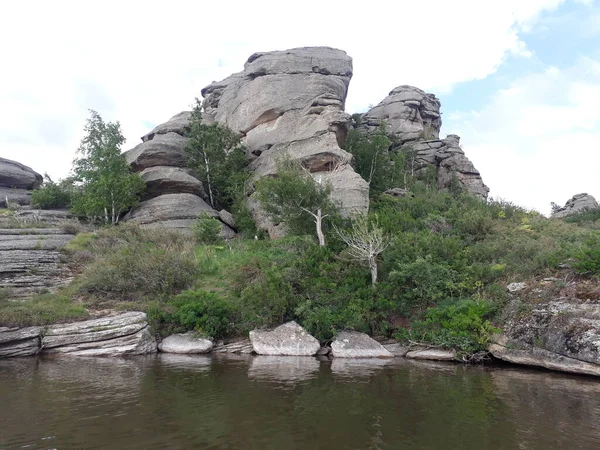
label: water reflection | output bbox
[1,356,600,450]
[247,355,320,383]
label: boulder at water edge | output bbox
[331,331,394,358]
[249,321,320,356]
[158,332,214,354]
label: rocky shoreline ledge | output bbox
[3,311,600,378]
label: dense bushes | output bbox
[30,176,73,209]
[75,225,199,300]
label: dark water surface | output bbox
[1,355,600,450]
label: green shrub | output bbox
[30,176,73,209]
[397,299,499,353]
[572,233,600,275]
[78,225,199,300]
[564,208,600,226]
[167,290,232,338]
[194,214,223,244]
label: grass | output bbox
[0,293,88,327]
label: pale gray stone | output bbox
[0,157,42,189]
[142,111,192,142]
[405,349,456,361]
[0,326,41,358]
[330,331,394,358]
[124,132,189,171]
[124,193,219,224]
[139,166,205,199]
[42,312,157,356]
[212,338,254,354]
[383,343,409,357]
[218,209,236,229]
[158,332,213,354]
[507,282,527,293]
[551,193,599,218]
[249,321,320,356]
[0,187,31,206]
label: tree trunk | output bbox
[204,153,214,209]
[315,208,326,247]
[369,257,378,286]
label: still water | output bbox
[1,354,600,449]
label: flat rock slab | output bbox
[42,312,157,356]
[383,343,410,357]
[212,339,254,354]
[405,349,456,361]
[331,331,394,358]
[158,332,213,354]
[0,326,42,358]
[249,321,320,356]
[490,343,600,377]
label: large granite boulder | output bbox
[249,321,320,356]
[0,157,43,190]
[551,193,598,219]
[330,331,394,358]
[139,166,205,199]
[142,111,192,142]
[0,157,43,207]
[42,312,157,357]
[201,47,369,234]
[359,85,441,144]
[124,132,189,171]
[158,332,213,354]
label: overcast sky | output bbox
[1,0,599,215]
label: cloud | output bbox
[0,0,583,183]
[445,56,600,215]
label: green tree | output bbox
[185,99,248,210]
[71,110,145,224]
[30,174,74,209]
[255,160,337,246]
[344,126,399,194]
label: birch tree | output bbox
[71,110,144,224]
[185,99,247,210]
[255,161,337,246]
[335,215,390,286]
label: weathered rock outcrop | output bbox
[0,227,75,298]
[331,331,394,358]
[249,321,320,356]
[158,332,213,354]
[42,312,157,357]
[551,193,598,219]
[0,157,43,207]
[201,47,369,236]
[405,348,456,361]
[490,282,600,376]
[358,86,488,200]
[360,85,441,144]
[0,312,157,358]
[123,114,235,236]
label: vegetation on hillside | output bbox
[4,114,600,359]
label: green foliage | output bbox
[572,233,600,275]
[71,110,145,223]
[194,214,223,244]
[30,174,73,209]
[185,99,248,210]
[255,160,338,244]
[0,293,88,327]
[166,290,232,338]
[77,225,199,300]
[564,208,600,226]
[397,299,499,353]
[344,127,400,193]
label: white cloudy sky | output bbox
[1,0,599,214]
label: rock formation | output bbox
[330,331,394,358]
[123,113,235,236]
[201,47,369,236]
[249,321,320,356]
[0,312,157,358]
[158,332,214,354]
[489,282,600,376]
[357,86,489,199]
[0,157,43,207]
[551,193,598,218]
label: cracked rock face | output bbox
[551,193,598,219]
[249,321,320,356]
[201,47,369,234]
[360,85,442,145]
[358,87,488,199]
